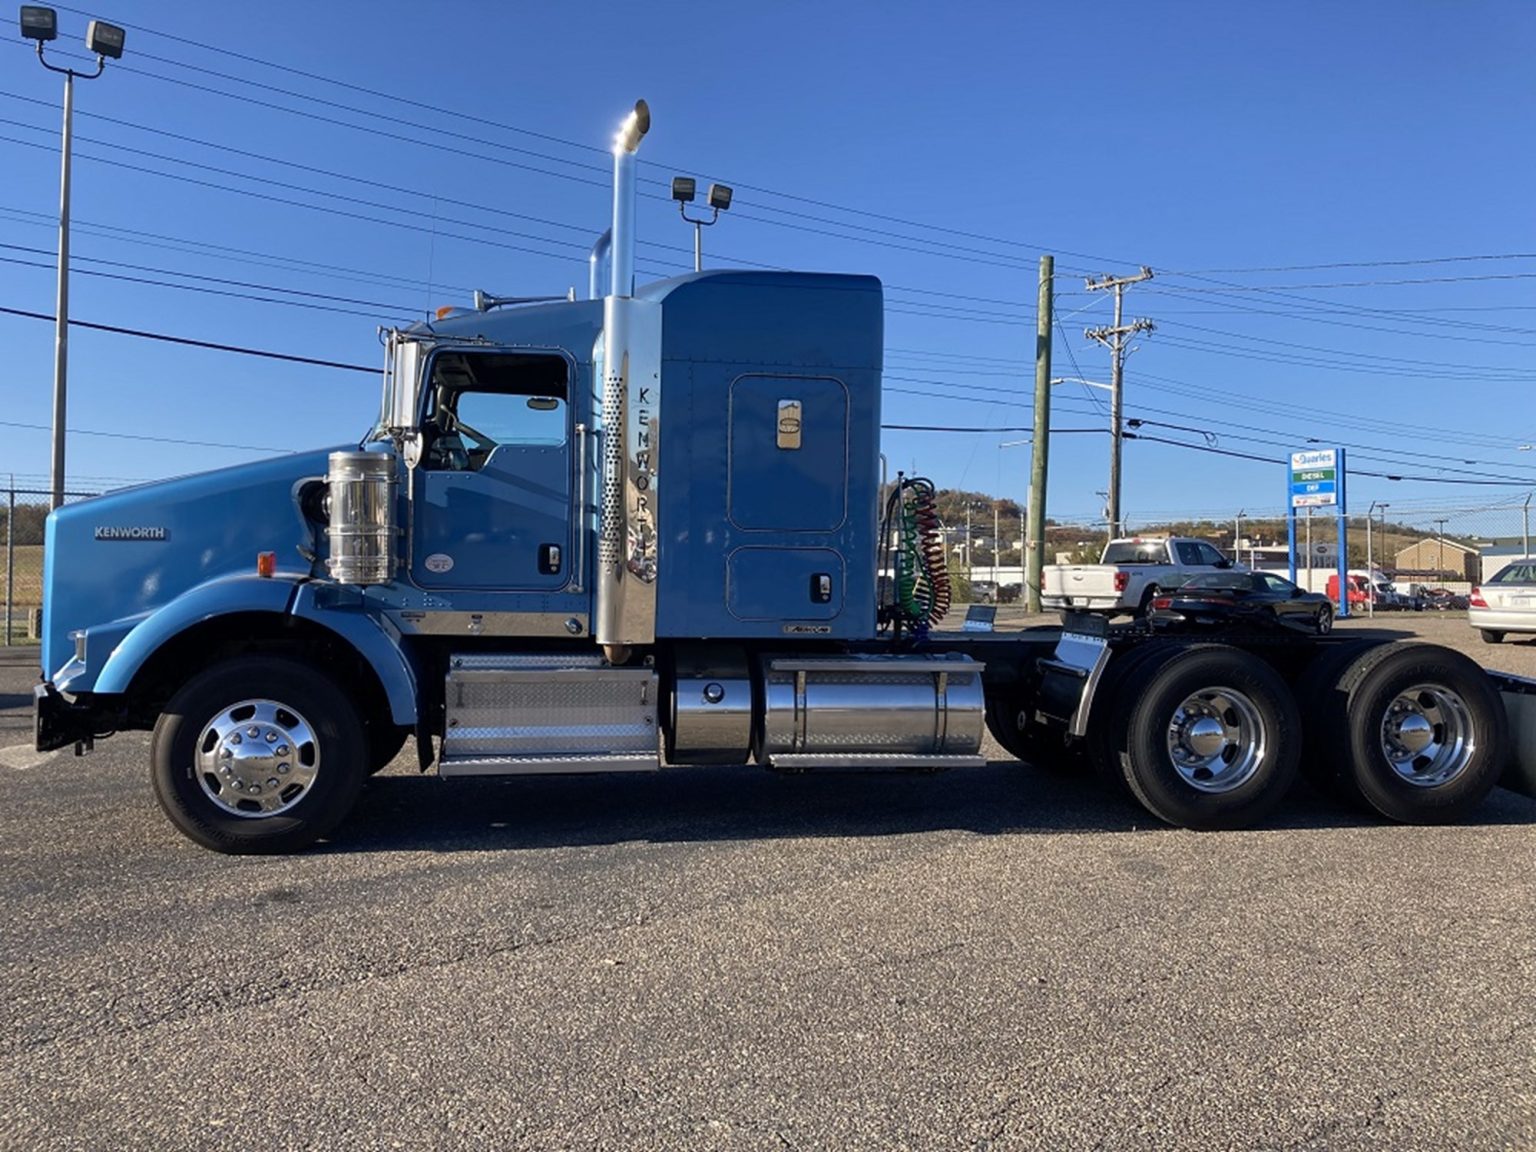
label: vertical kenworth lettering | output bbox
[31,99,1523,854]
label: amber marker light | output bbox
[256,551,277,578]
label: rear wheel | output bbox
[151,657,367,854]
[985,688,1082,772]
[1082,639,1203,793]
[1333,645,1507,824]
[1116,646,1301,830]
[1479,629,1505,644]
[1297,639,1386,799]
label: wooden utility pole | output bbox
[1085,267,1154,539]
[1026,255,1053,612]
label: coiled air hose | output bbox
[909,482,951,628]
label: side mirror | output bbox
[1214,559,1232,569]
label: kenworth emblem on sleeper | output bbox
[93,526,168,541]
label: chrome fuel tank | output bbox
[758,652,985,770]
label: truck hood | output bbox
[41,447,347,680]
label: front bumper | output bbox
[34,683,108,753]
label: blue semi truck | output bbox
[33,103,1523,852]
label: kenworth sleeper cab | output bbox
[33,103,1530,852]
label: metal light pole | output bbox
[1234,509,1244,566]
[20,7,125,511]
[1366,500,1380,616]
[1523,492,1532,559]
[1377,504,1390,579]
[992,502,1000,588]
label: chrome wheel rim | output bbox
[1375,684,1474,788]
[1164,687,1266,793]
[194,699,320,818]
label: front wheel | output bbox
[151,657,367,854]
[1479,629,1504,645]
[1315,604,1333,635]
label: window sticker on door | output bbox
[424,553,455,574]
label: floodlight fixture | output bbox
[19,5,56,40]
[85,17,124,58]
[674,174,733,271]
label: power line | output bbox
[1124,431,1536,486]
[1155,318,1536,376]
[0,416,286,453]
[0,251,417,321]
[1165,253,1536,275]
[0,241,420,314]
[883,424,1104,433]
[1152,273,1536,338]
[0,202,476,296]
[0,304,377,372]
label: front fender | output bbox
[289,583,418,726]
[87,574,298,695]
[88,575,418,727]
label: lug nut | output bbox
[266,732,277,743]
[276,745,290,757]
[277,763,289,774]
[267,778,279,789]
[229,734,242,745]
[247,727,260,738]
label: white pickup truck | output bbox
[1042,536,1239,616]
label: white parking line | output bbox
[0,744,53,770]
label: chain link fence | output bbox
[2,487,98,646]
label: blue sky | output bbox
[2,0,1533,534]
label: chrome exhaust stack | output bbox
[596,101,660,664]
[588,228,611,301]
[609,100,649,298]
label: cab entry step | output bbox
[439,654,659,775]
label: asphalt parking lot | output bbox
[1,617,1532,1151]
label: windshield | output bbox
[1182,573,1252,591]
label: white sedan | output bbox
[1469,560,1536,643]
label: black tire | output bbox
[1315,604,1333,635]
[1480,629,1504,645]
[985,690,1080,772]
[984,689,1033,762]
[1082,639,1188,786]
[1296,639,1387,800]
[1134,584,1161,618]
[1117,646,1302,830]
[1332,645,1508,824]
[151,657,367,854]
[367,725,409,775]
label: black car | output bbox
[1148,571,1333,635]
